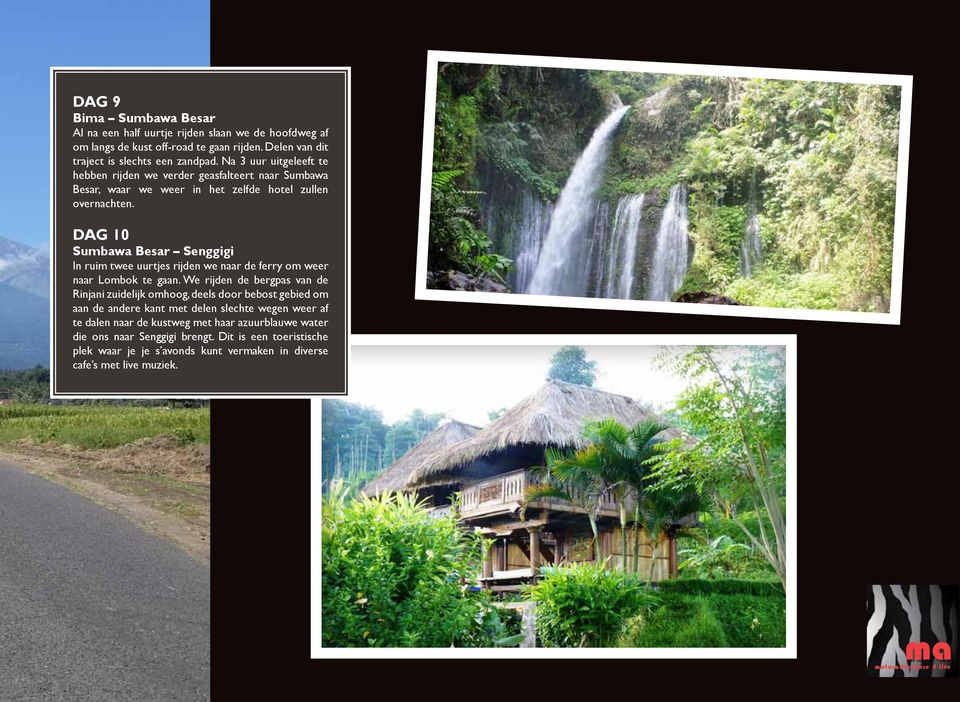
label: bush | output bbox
[660,579,783,597]
[321,485,495,647]
[724,269,841,310]
[527,563,659,647]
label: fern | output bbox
[432,169,463,192]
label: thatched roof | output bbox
[360,420,480,497]
[409,380,668,488]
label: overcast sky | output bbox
[345,345,696,426]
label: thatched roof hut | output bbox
[360,420,479,497]
[409,380,668,488]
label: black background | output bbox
[210,4,956,696]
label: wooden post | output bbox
[553,530,563,565]
[669,536,677,578]
[482,539,494,586]
[495,537,507,572]
[528,527,541,579]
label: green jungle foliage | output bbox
[320,400,445,491]
[679,78,900,311]
[675,511,779,581]
[625,581,785,647]
[655,346,787,587]
[430,64,608,281]
[321,485,515,647]
[431,64,901,309]
[527,563,660,647]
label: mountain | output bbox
[0,236,50,369]
[0,236,49,298]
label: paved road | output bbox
[0,458,209,700]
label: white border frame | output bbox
[311,333,797,659]
[415,50,912,325]
[49,67,352,399]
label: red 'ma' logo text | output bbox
[905,642,952,661]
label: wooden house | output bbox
[403,380,688,591]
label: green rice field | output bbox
[0,404,210,449]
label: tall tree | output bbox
[547,346,597,387]
[654,346,787,588]
[527,417,677,571]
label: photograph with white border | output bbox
[311,334,796,658]
[416,50,911,324]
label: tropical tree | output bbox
[622,419,673,572]
[524,447,606,562]
[654,346,787,588]
[633,484,708,583]
[547,346,597,387]
[526,417,678,571]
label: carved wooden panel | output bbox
[478,483,503,503]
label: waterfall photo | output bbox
[415,51,912,323]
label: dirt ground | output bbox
[0,436,210,563]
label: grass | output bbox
[623,581,786,647]
[0,404,210,448]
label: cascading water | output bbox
[609,194,645,299]
[478,164,553,293]
[740,181,762,277]
[589,201,610,297]
[512,193,553,292]
[648,184,690,301]
[527,104,630,296]
[741,211,762,277]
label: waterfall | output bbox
[589,201,610,298]
[478,164,553,293]
[609,194,645,299]
[740,183,762,277]
[513,193,553,292]
[648,184,690,301]
[527,105,630,296]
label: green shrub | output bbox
[724,269,841,310]
[677,534,777,580]
[527,563,659,647]
[173,426,197,445]
[321,485,495,647]
[660,579,783,597]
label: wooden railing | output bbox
[460,469,617,519]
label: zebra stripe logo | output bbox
[866,584,958,677]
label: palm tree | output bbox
[579,418,635,569]
[526,418,672,571]
[525,446,607,563]
[620,419,671,572]
[634,485,708,583]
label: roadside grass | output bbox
[0,403,211,558]
[0,404,210,448]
